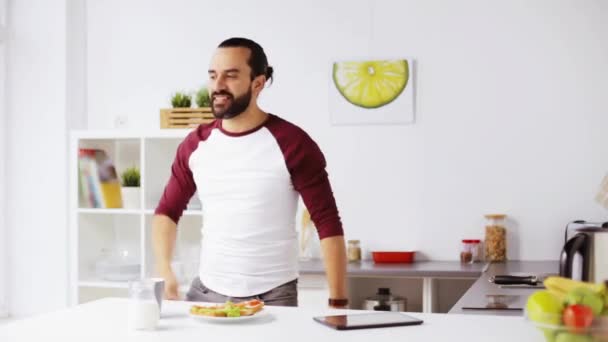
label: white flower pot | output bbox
[121,187,141,209]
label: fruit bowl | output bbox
[525,309,608,342]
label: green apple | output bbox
[527,290,564,325]
[542,329,557,342]
[555,332,592,342]
[565,287,604,316]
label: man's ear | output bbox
[252,75,266,93]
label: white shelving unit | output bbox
[69,130,202,305]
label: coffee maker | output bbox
[559,220,608,282]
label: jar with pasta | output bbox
[484,214,507,262]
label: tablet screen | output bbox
[313,312,423,330]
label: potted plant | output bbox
[120,166,140,209]
[160,89,214,129]
[195,86,211,108]
[171,92,192,108]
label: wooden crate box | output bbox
[160,108,215,129]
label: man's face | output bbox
[208,47,255,119]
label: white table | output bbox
[0,298,542,341]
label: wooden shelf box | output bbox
[160,108,215,129]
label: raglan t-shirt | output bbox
[155,113,343,297]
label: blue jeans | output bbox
[185,277,298,307]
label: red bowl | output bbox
[372,251,415,264]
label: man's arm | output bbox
[320,235,348,307]
[152,132,200,299]
[264,122,347,307]
[152,215,180,299]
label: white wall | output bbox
[0,0,7,319]
[85,0,608,261]
[66,0,87,130]
[6,0,68,316]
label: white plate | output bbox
[189,309,270,323]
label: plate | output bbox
[189,310,270,323]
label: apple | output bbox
[555,332,593,342]
[543,329,557,342]
[563,304,594,334]
[565,287,605,316]
[527,291,564,325]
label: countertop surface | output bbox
[448,260,559,316]
[299,259,487,278]
[0,298,542,341]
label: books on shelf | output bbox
[78,149,123,208]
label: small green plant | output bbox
[195,86,211,107]
[171,92,192,108]
[121,167,140,187]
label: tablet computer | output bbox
[313,312,424,330]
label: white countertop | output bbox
[0,298,542,341]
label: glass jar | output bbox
[485,214,507,262]
[128,279,160,331]
[347,240,361,262]
[460,239,481,263]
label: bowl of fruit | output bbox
[525,277,608,342]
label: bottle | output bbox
[128,279,160,331]
[460,239,481,263]
[347,240,362,262]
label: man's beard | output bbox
[211,88,252,119]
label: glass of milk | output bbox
[128,279,160,331]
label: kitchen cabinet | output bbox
[299,260,480,313]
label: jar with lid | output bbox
[460,239,481,263]
[347,240,361,262]
[484,214,507,262]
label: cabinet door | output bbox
[297,274,328,310]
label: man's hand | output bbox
[161,269,180,300]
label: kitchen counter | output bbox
[0,298,541,341]
[449,260,558,316]
[299,259,487,313]
[299,259,487,278]
[300,259,558,315]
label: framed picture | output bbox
[329,58,415,125]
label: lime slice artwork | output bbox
[332,59,409,109]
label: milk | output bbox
[128,299,160,330]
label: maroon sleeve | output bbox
[154,126,208,224]
[266,115,344,239]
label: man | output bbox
[152,37,348,308]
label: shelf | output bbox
[77,208,202,216]
[71,131,203,305]
[144,209,202,216]
[79,279,130,289]
[78,208,142,215]
[78,279,190,293]
[71,129,192,140]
